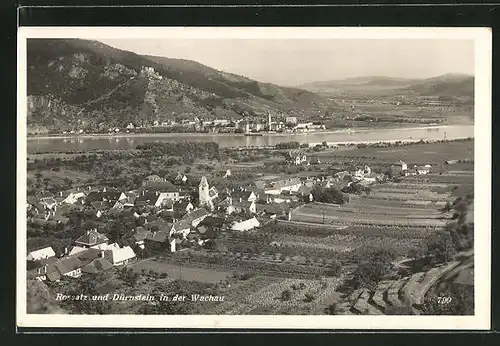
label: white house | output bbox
[169,220,191,238]
[416,166,431,175]
[67,246,87,256]
[181,208,210,227]
[284,151,307,166]
[27,246,56,261]
[399,160,408,171]
[264,178,302,195]
[231,217,261,231]
[103,246,136,266]
[155,191,181,206]
[55,257,83,278]
[170,239,177,253]
[62,191,86,205]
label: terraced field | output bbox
[291,202,448,228]
[335,251,473,315]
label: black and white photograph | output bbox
[17,27,491,330]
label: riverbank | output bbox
[27,123,468,141]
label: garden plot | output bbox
[130,259,232,284]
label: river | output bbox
[27,125,474,152]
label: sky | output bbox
[98,39,474,87]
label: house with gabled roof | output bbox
[145,229,169,243]
[173,200,195,215]
[132,226,149,249]
[60,189,87,205]
[230,217,261,232]
[103,246,136,266]
[84,190,124,206]
[264,177,302,195]
[55,257,84,278]
[231,188,258,203]
[27,246,56,261]
[170,219,192,238]
[181,208,210,227]
[75,229,109,249]
[283,150,307,165]
[81,257,114,274]
[198,216,225,232]
[134,191,158,207]
[142,175,164,185]
[27,262,61,282]
[257,202,290,219]
[40,197,58,211]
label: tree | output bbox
[304,293,316,302]
[350,246,396,290]
[119,267,140,286]
[424,230,456,265]
[325,259,342,277]
[311,186,348,205]
[281,289,292,301]
[27,279,65,314]
[275,141,300,150]
[324,303,338,315]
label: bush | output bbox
[281,289,292,301]
[311,186,348,205]
[275,141,300,150]
[421,285,474,315]
[304,293,315,302]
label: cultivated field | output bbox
[314,139,474,165]
[130,259,233,284]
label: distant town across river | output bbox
[27,125,474,153]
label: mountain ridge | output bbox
[26,39,342,133]
[298,74,474,97]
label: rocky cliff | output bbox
[26,39,342,133]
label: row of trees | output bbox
[136,141,219,158]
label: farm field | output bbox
[290,202,448,228]
[313,139,473,165]
[129,259,233,284]
[206,275,343,315]
[27,168,93,187]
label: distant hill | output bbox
[299,74,474,98]
[400,74,474,98]
[26,39,341,133]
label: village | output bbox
[25,137,474,315]
[27,145,435,282]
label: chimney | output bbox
[239,197,242,203]
[64,247,68,255]
[88,186,91,191]
[37,268,41,275]
[86,230,90,235]
[100,250,105,258]
[43,264,48,274]
[60,191,63,197]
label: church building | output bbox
[199,176,218,211]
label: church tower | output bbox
[267,111,272,131]
[199,176,212,209]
